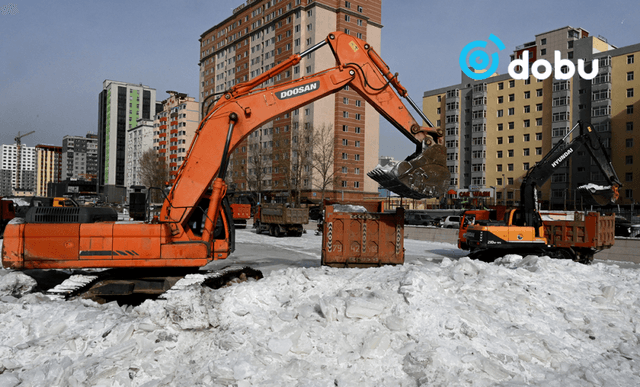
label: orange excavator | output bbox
[2,32,449,273]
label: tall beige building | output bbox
[35,145,62,197]
[424,26,639,209]
[199,0,382,202]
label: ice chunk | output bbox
[268,337,292,355]
[345,298,385,319]
[384,315,406,331]
[0,373,20,387]
[361,333,391,359]
[0,272,37,297]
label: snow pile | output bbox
[579,183,612,192]
[332,204,368,213]
[1,251,640,386]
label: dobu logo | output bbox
[509,51,598,80]
[460,34,600,81]
[459,34,505,81]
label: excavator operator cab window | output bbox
[512,210,525,227]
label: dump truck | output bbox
[231,203,252,229]
[253,203,309,237]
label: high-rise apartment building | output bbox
[61,133,98,182]
[35,144,62,197]
[423,26,639,208]
[0,144,36,196]
[199,0,382,202]
[152,92,200,185]
[98,80,158,187]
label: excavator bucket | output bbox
[368,144,449,199]
[577,184,618,206]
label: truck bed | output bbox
[543,211,615,250]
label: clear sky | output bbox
[1,0,639,161]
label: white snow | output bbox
[1,230,640,386]
[579,183,612,192]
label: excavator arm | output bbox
[519,120,622,228]
[162,31,448,246]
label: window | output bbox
[357,5,363,12]
[523,148,530,156]
[343,111,349,118]
[536,103,543,111]
[627,138,634,148]
[508,135,514,143]
[342,125,348,132]
[541,48,546,56]
[497,109,503,117]
[341,181,348,187]
[508,164,514,171]
[536,132,542,141]
[509,94,515,102]
[497,123,503,131]
[626,173,633,182]
[627,88,634,98]
[497,164,503,172]
[345,14,350,22]
[524,105,530,113]
[625,189,633,199]
[497,151,503,158]
[628,105,634,114]
[628,54,635,64]
[342,152,348,160]
[498,82,504,90]
[509,80,515,88]
[524,134,530,142]
[508,108,514,116]
[508,149,514,157]
[342,166,348,173]
[536,118,543,126]
[536,89,543,97]
[626,155,633,165]
[342,139,348,146]
[497,178,503,186]
[541,38,547,45]
[345,1,351,8]
[627,122,634,131]
[508,122,514,130]
[343,97,349,104]
[355,113,361,120]
[508,178,514,185]
[628,72,634,81]
[354,181,360,188]
[354,154,360,161]
[536,147,542,155]
[497,137,503,144]
[355,127,361,133]
[498,96,503,104]
[524,119,530,128]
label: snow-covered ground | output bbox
[1,231,640,386]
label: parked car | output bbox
[309,205,323,221]
[441,215,461,229]
[615,216,633,237]
[404,212,435,226]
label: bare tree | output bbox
[246,143,267,203]
[311,123,337,202]
[139,149,169,202]
[282,125,313,206]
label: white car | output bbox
[441,215,461,229]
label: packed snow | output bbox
[1,231,640,386]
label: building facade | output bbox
[61,133,98,183]
[98,80,158,186]
[424,26,639,208]
[125,119,155,189]
[152,92,200,185]
[0,144,36,196]
[35,144,62,197]
[199,0,382,202]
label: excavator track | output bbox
[368,144,449,199]
[23,266,263,305]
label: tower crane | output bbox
[14,130,35,192]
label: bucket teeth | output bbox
[368,144,450,199]
[577,185,616,206]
